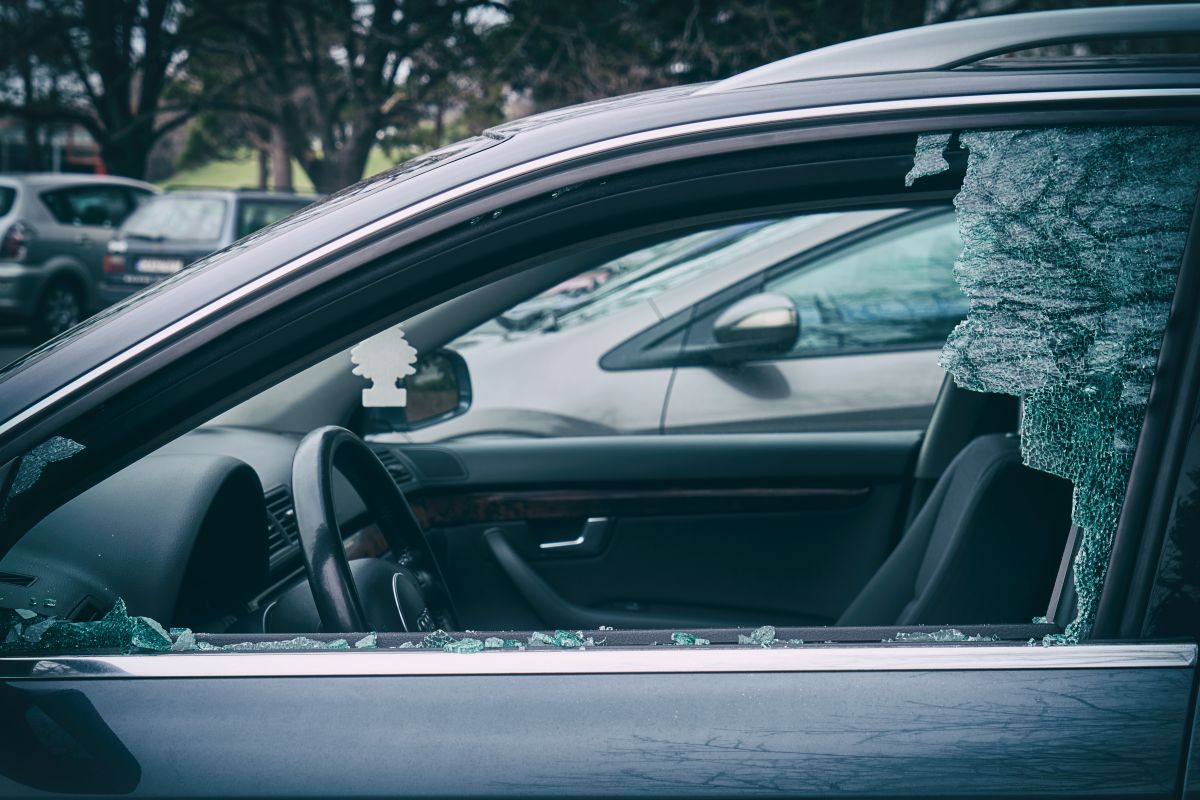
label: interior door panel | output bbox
[403,432,919,630]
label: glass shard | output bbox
[670,632,711,646]
[483,636,525,649]
[904,132,954,186]
[0,598,172,654]
[737,625,778,647]
[354,632,378,649]
[528,630,599,648]
[442,636,485,654]
[889,628,998,643]
[194,636,350,652]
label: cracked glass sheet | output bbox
[904,132,953,186]
[912,126,1200,641]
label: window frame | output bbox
[0,94,1196,647]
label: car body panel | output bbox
[0,645,1194,798]
[664,348,947,434]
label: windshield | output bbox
[122,196,228,242]
[0,186,15,217]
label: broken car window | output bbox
[917,125,1200,641]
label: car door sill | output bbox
[2,642,1193,679]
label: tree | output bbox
[189,0,495,194]
[486,0,930,112]
[0,0,202,179]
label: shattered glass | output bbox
[670,632,711,646]
[484,636,525,650]
[737,625,778,647]
[1,435,85,520]
[903,132,953,187]
[353,632,378,649]
[528,630,601,648]
[912,126,1200,641]
[442,637,485,654]
[192,636,350,652]
[1,598,170,654]
[888,629,998,643]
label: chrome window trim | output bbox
[2,87,1198,442]
[2,642,1194,679]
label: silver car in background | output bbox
[371,206,966,442]
[0,173,156,338]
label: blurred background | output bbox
[0,0,1189,360]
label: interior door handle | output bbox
[539,516,610,553]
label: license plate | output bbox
[136,257,184,274]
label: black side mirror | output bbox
[687,292,799,364]
[363,348,472,434]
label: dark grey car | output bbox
[1,6,1200,799]
[98,189,316,305]
[0,173,156,338]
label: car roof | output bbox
[700,3,1200,94]
[0,172,157,192]
[159,188,319,202]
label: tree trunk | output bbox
[22,120,44,171]
[302,125,376,194]
[256,147,269,190]
[99,129,153,179]
[269,125,293,193]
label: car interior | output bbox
[0,128,1138,648]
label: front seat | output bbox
[837,433,1073,627]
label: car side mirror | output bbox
[363,348,471,433]
[696,292,799,364]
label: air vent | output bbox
[264,485,299,562]
[372,447,413,484]
[0,571,36,588]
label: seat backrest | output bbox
[837,433,1073,627]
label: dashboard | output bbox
[0,426,423,632]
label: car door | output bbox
[664,208,966,434]
[1,76,1198,800]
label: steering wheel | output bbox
[291,426,458,633]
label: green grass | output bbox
[163,147,408,193]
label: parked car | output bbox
[98,189,317,305]
[367,207,966,441]
[0,173,156,338]
[0,6,1199,799]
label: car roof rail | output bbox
[697,3,1200,95]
